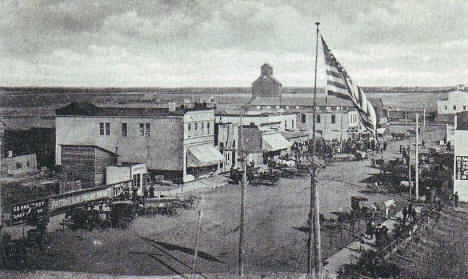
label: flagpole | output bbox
[307,21,322,279]
[415,113,419,200]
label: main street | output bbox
[24,138,416,276]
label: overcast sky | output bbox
[0,0,466,87]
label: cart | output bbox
[144,197,182,216]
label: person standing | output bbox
[410,208,417,223]
[402,206,408,224]
[454,191,459,207]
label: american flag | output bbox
[321,36,377,136]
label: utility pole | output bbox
[423,106,426,129]
[238,109,247,279]
[192,197,204,279]
[307,21,322,279]
[406,115,412,200]
[415,113,419,200]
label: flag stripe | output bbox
[322,35,377,136]
[327,80,349,91]
[326,70,341,79]
[327,90,353,101]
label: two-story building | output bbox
[56,102,223,186]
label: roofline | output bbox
[60,144,117,154]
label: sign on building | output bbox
[456,156,468,180]
[238,125,263,154]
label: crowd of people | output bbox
[292,137,388,161]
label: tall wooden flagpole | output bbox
[415,113,419,200]
[307,21,322,279]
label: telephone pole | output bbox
[238,109,247,279]
[307,21,322,279]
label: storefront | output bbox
[186,144,224,179]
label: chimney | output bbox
[457,84,465,91]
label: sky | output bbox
[0,0,466,87]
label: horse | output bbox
[400,180,410,189]
[374,199,397,219]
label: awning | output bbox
[262,133,293,152]
[377,128,386,135]
[187,145,224,168]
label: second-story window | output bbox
[201,122,204,133]
[139,123,145,136]
[145,123,150,137]
[316,115,321,123]
[331,115,336,124]
[122,123,127,137]
[207,122,210,134]
[100,122,110,135]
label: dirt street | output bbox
[26,154,405,276]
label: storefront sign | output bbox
[456,156,468,180]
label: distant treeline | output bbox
[0,86,457,94]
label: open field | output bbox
[0,89,446,116]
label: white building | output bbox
[454,111,468,202]
[438,84,468,115]
[56,102,223,184]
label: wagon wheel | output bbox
[100,220,112,230]
[168,207,182,217]
[117,217,133,229]
[187,197,200,210]
[146,206,158,215]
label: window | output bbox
[331,115,336,124]
[145,123,150,137]
[316,115,321,123]
[301,113,306,123]
[291,119,294,129]
[445,105,448,110]
[121,123,127,137]
[201,122,204,133]
[284,120,287,129]
[188,123,192,131]
[100,122,110,135]
[454,105,457,110]
[464,106,466,110]
[139,123,145,136]
[207,122,210,134]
